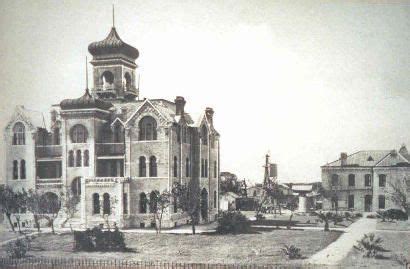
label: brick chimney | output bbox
[340,152,347,166]
[205,107,214,125]
[175,96,186,116]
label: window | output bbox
[53,128,60,145]
[201,125,208,145]
[139,156,146,177]
[365,174,372,187]
[379,174,386,187]
[185,158,190,177]
[12,123,25,145]
[71,125,88,143]
[139,116,157,141]
[177,125,181,143]
[214,190,217,208]
[182,127,187,143]
[83,150,89,167]
[348,194,354,209]
[113,125,123,143]
[204,159,208,177]
[149,156,157,177]
[68,151,74,167]
[331,174,339,186]
[13,160,18,179]
[103,193,111,215]
[139,193,147,213]
[214,161,217,178]
[378,195,385,209]
[101,71,114,87]
[201,159,204,177]
[124,72,131,90]
[71,177,81,196]
[348,174,355,187]
[20,160,26,179]
[75,150,82,167]
[123,193,128,215]
[173,156,178,177]
[149,191,158,213]
[93,193,100,214]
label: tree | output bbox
[387,180,409,214]
[220,172,241,194]
[314,211,334,231]
[0,185,17,232]
[150,190,171,234]
[41,192,62,234]
[25,190,43,232]
[172,182,200,234]
[60,191,80,233]
[13,190,28,234]
[286,196,298,229]
[318,184,341,214]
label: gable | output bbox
[125,100,171,128]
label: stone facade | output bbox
[3,25,220,229]
[321,147,410,212]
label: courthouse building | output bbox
[3,23,220,228]
[321,145,410,212]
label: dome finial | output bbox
[112,4,115,28]
[85,56,89,90]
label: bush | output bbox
[6,238,31,259]
[216,211,251,234]
[391,253,409,266]
[355,213,363,218]
[281,245,302,259]
[74,226,126,252]
[354,233,386,258]
[385,209,408,221]
[344,212,352,219]
[366,214,377,219]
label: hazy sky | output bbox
[0,0,409,184]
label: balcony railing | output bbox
[35,145,62,158]
[96,143,125,156]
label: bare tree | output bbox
[387,180,409,214]
[286,196,298,229]
[172,182,200,235]
[25,190,43,232]
[41,192,62,234]
[60,192,80,233]
[0,185,17,232]
[13,190,28,234]
[150,190,171,234]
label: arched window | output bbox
[13,123,25,145]
[149,156,157,177]
[20,160,26,179]
[139,116,157,141]
[53,128,60,145]
[139,156,146,177]
[177,125,181,143]
[214,161,217,178]
[365,174,372,187]
[214,190,217,209]
[75,150,82,167]
[113,125,123,143]
[149,191,158,213]
[331,174,339,186]
[13,160,18,179]
[102,71,114,88]
[201,125,208,145]
[173,156,178,177]
[71,125,88,143]
[103,193,111,215]
[348,174,355,187]
[185,158,190,177]
[83,150,89,167]
[93,193,100,214]
[204,159,208,177]
[124,72,132,90]
[139,193,147,213]
[68,151,74,167]
[71,177,81,196]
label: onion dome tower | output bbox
[88,8,139,101]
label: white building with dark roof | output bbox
[4,23,220,229]
[321,145,410,212]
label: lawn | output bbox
[341,231,410,268]
[0,229,342,265]
[376,220,410,231]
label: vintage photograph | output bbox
[0,1,409,268]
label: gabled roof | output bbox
[5,106,47,131]
[376,151,410,167]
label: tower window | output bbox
[139,156,146,177]
[201,125,208,145]
[149,156,157,177]
[70,125,88,143]
[76,150,82,167]
[20,160,26,179]
[139,116,157,141]
[214,161,217,178]
[13,160,18,179]
[53,128,60,145]
[68,150,74,167]
[83,150,89,167]
[124,72,132,90]
[101,71,114,87]
[173,156,178,177]
[185,158,190,177]
[12,122,25,145]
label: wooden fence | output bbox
[0,258,333,269]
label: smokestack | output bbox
[175,96,186,116]
[340,152,347,166]
[205,107,214,125]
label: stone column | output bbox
[298,195,307,213]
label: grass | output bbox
[0,229,342,265]
[376,220,410,231]
[341,231,410,268]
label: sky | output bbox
[0,0,409,184]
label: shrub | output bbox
[366,214,377,219]
[73,226,126,252]
[354,233,386,258]
[385,209,408,221]
[344,212,352,219]
[391,253,408,266]
[281,245,302,259]
[255,213,265,221]
[355,213,363,218]
[376,210,388,222]
[6,238,31,259]
[216,211,251,234]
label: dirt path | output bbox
[306,217,377,266]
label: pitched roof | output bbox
[5,106,47,131]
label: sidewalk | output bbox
[306,217,377,266]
